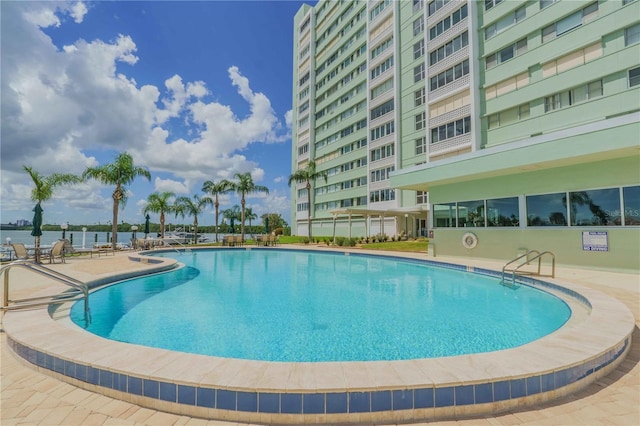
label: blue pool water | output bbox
[70,249,571,362]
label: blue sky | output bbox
[1,0,315,228]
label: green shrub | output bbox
[302,237,309,244]
[335,236,346,246]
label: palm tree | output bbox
[222,205,241,234]
[201,179,233,242]
[231,172,269,241]
[23,166,82,263]
[143,192,175,239]
[83,152,151,250]
[244,207,258,240]
[174,194,213,244]
[288,161,328,240]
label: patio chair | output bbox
[11,243,30,260]
[48,240,66,264]
[61,239,76,255]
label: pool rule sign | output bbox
[582,231,609,252]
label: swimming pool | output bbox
[4,247,634,424]
[71,249,570,362]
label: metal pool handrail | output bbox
[502,250,556,286]
[162,237,192,254]
[1,260,90,320]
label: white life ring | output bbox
[462,232,478,249]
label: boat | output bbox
[162,229,208,245]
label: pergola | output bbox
[327,205,430,241]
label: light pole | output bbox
[82,227,87,248]
[404,213,409,238]
[131,225,138,240]
[61,222,68,240]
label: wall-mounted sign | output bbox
[582,231,608,252]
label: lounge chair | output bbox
[61,239,100,258]
[48,240,66,264]
[11,243,30,260]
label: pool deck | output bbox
[1,246,638,425]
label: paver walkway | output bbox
[1,249,638,425]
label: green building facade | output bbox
[292,0,639,271]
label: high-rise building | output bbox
[291,0,639,270]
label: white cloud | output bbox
[254,189,291,225]
[0,1,289,225]
[284,109,293,129]
[70,2,88,23]
[274,176,285,183]
[154,177,190,194]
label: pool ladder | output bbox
[501,250,555,287]
[162,237,192,254]
[1,260,90,322]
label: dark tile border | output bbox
[7,335,629,416]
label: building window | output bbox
[486,39,527,69]
[430,59,469,91]
[433,203,457,227]
[297,202,309,212]
[370,188,396,203]
[625,23,640,46]
[371,37,393,60]
[428,0,450,16]
[370,121,395,141]
[527,193,567,226]
[541,2,598,43]
[371,78,394,99]
[487,104,530,129]
[485,72,529,100]
[413,0,424,13]
[371,56,394,80]
[417,191,428,204]
[429,31,468,66]
[484,0,504,11]
[298,144,309,156]
[487,197,520,227]
[370,143,395,161]
[415,136,427,155]
[541,43,602,78]
[623,186,640,225]
[414,63,425,83]
[415,112,426,130]
[458,200,485,228]
[415,87,426,107]
[435,187,636,228]
[370,99,394,120]
[414,40,425,60]
[429,4,467,41]
[430,116,471,143]
[485,6,526,40]
[629,67,640,87]
[544,79,603,112]
[370,0,392,21]
[569,189,621,226]
[413,17,424,36]
[540,0,558,9]
[370,166,395,183]
[430,90,470,118]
